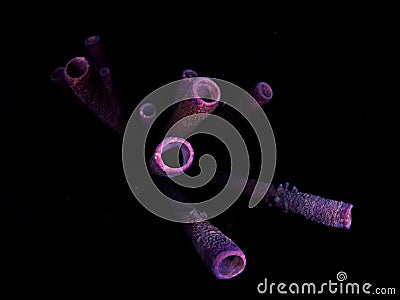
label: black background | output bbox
[2,2,397,299]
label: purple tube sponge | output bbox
[183,219,246,279]
[155,178,247,279]
[182,69,198,79]
[64,57,126,135]
[264,182,353,229]
[212,174,353,229]
[252,81,273,106]
[139,102,157,130]
[99,67,113,92]
[84,35,108,70]
[165,77,221,137]
[149,137,194,178]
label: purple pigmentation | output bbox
[182,69,198,79]
[99,67,113,92]
[52,38,249,280]
[252,81,273,106]
[183,220,246,279]
[64,57,126,135]
[211,174,353,229]
[149,137,247,279]
[165,77,221,137]
[149,137,194,178]
[139,102,157,130]
[51,36,355,282]
[84,35,108,70]
[264,182,353,229]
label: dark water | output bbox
[2,3,395,299]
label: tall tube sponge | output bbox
[163,76,221,137]
[50,66,89,111]
[50,38,246,278]
[50,36,126,134]
[264,182,353,229]
[153,71,245,278]
[84,35,108,70]
[63,57,126,135]
[155,178,247,279]
[149,137,247,279]
[212,173,353,229]
[138,102,157,131]
[50,66,70,94]
[252,81,273,106]
[215,81,273,127]
[183,212,247,279]
[209,80,352,229]
[56,65,245,278]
